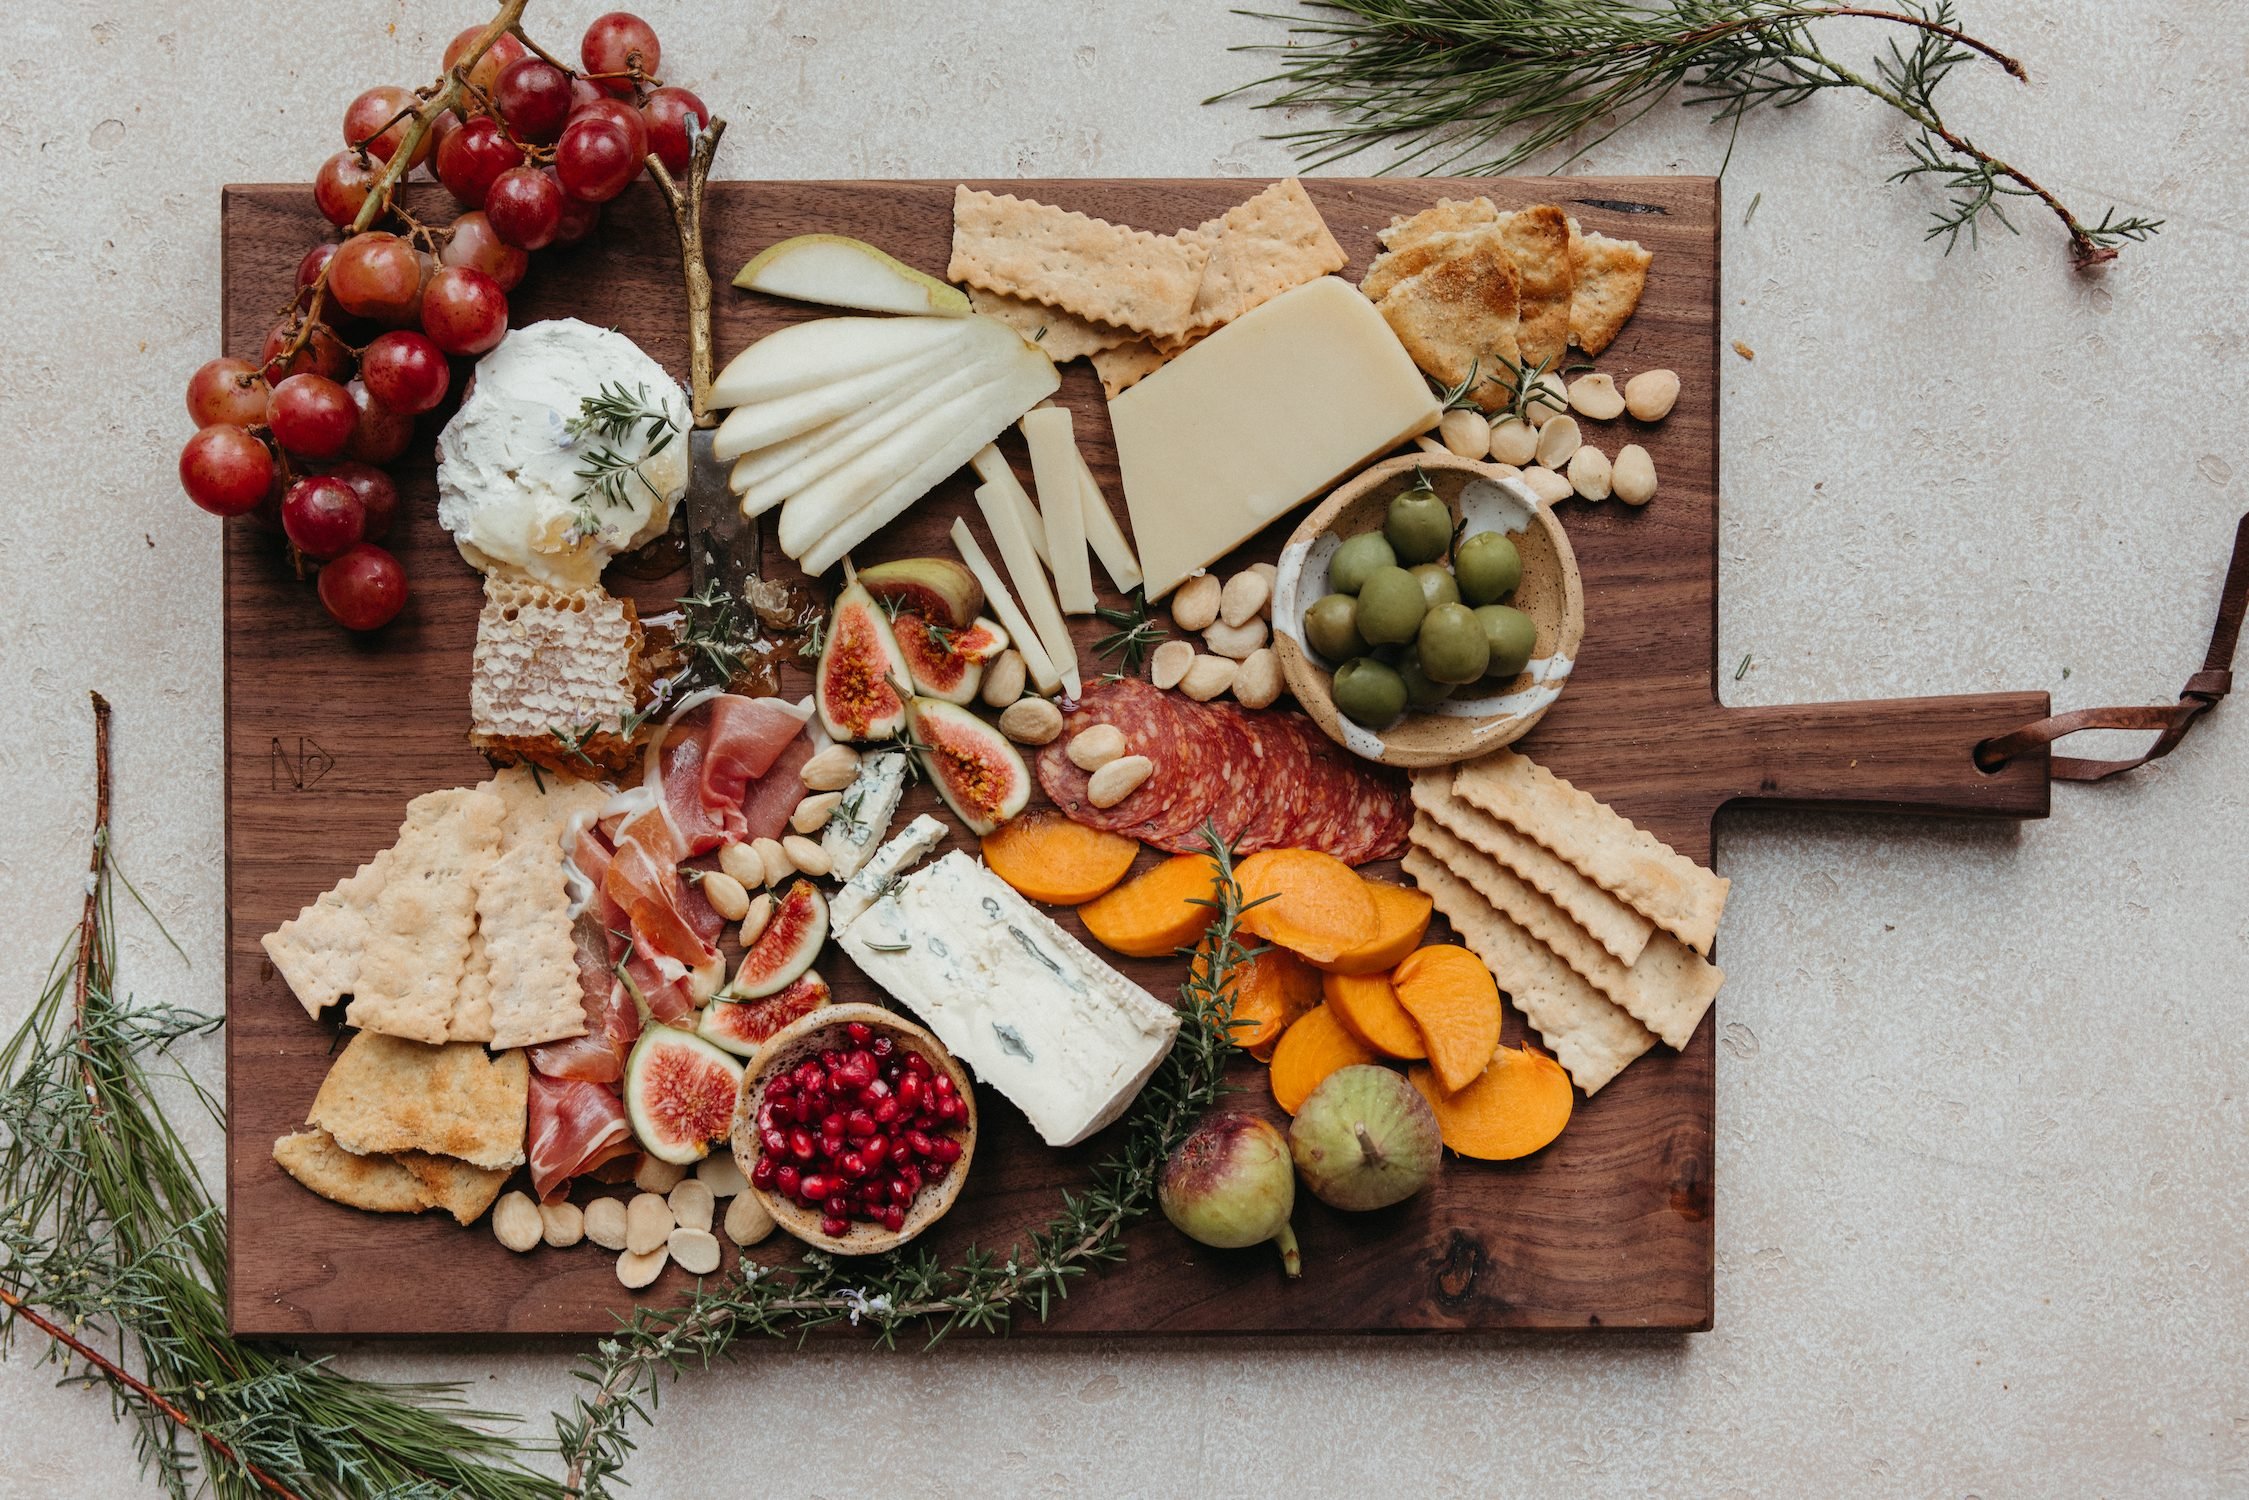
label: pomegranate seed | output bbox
[822,1215,849,1237]
[932,1135,963,1163]
[841,1151,866,1176]
[846,1109,875,1136]
[933,1074,955,1097]
[873,1097,901,1124]
[790,1129,815,1160]
[906,1130,934,1158]
[847,1021,872,1044]
[860,1080,890,1105]
[750,1156,776,1188]
[872,1035,894,1057]
[790,1096,813,1124]
[907,1053,932,1076]
[761,1127,787,1155]
[926,1160,949,1180]
[775,1164,800,1195]
[897,1076,922,1109]
[800,1172,828,1200]
[862,1135,888,1165]
[826,1194,849,1216]
[882,1206,905,1231]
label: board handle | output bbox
[1707,692,2052,818]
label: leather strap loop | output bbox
[1976,513,2249,782]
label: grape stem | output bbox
[645,115,728,424]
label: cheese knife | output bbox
[685,424,756,596]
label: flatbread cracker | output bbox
[1093,339,1172,400]
[307,1031,528,1170]
[1374,237,1522,405]
[949,187,1212,341]
[262,847,392,1019]
[1179,178,1347,334]
[1403,848,1655,1095]
[1412,817,1720,1051]
[273,1130,509,1224]
[1567,219,1653,356]
[1412,770,1654,964]
[1454,750,1729,955]
[474,768,607,1049]
[396,1150,512,1225]
[1490,205,1575,366]
[965,286,1132,363]
[344,787,504,1044]
[1366,196,1498,294]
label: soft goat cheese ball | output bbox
[436,318,692,589]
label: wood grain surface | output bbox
[222,177,2050,1337]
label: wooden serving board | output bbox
[222,178,2050,1337]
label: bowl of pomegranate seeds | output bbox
[731,1003,978,1255]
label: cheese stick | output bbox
[1021,407,1095,615]
[949,518,1066,696]
[969,444,1049,566]
[1073,447,1142,595]
[970,486,1081,698]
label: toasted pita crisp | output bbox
[1374,238,1521,406]
[396,1151,512,1225]
[1093,339,1172,400]
[274,1130,510,1224]
[474,767,608,1050]
[1365,196,1498,297]
[307,1031,528,1170]
[1490,205,1575,366]
[965,286,1132,363]
[262,848,392,1020]
[1567,219,1653,355]
[343,787,503,1045]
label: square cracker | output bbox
[262,847,392,1019]
[1412,817,1721,1051]
[343,786,503,1045]
[1179,178,1347,335]
[1454,750,1729,955]
[1404,848,1655,1095]
[950,187,1212,341]
[1490,205,1575,367]
[307,1031,529,1170]
[1093,339,1173,400]
[474,767,609,1050]
[1412,771,1653,964]
[272,1130,509,1225]
[1374,235,1522,405]
[966,286,1132,363]
[1568,219,1653,356]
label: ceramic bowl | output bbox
[1272,453,1584,768]
[731,1002,977,1256]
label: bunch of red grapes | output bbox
[177,9,708,630]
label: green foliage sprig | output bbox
[567,381,682,531]
[1218,0,2160,267]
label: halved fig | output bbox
[625,1027,746,1165]
[892,612,984,706]
[907,697,1031,836]
[857,556,982,630]
[816,583,910,741]
[698,970,833,1058]
[730,878,828,998]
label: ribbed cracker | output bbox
[1403,848,1655,1095]
[1176,178,1347,338]
[1454,750,1729,955]
[262,847,392,1019]
[470,575,645,775]
[307,1031,528,1170]
[343,787,504,1045]
[965,286,1132,362]
[1374,237,1522,406]
[450,927,495,1044]
[1093,339,1172,400]
[273,1130,509,1225]
[949,187,1212,341]
[1567,218,1653,356]
[1412,817,1720,1051]
[475,766,609,1050]
[1490,205,1575,366]
[1412,771,1653,964]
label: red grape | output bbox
[180,425,275,516]
[420,266,509,355]
[571,96,648,164]
[485,166,562,250]
[494,57,571,143]
[319,543,409,630]
[361,330,451,415]
[568,75,607,115]
[313,150,379,228]
[439,211,529,292]
[281,474,367,559]
[428,106,464,163]
[582,12,661,95]
[186,357,271,429]
[343,84,429,168]
[340,379,414,464]
[642,87,709,173]
[325,461,399,542]
[555,117,637,203]
[329,232,422,322]
[442,25,528,94]
[266,373,358,460]
[549,172,603,246]
[295,242,338,291]
[436,115,522,208]
[261,318,354,383]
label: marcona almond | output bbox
[1523,372,1568,428]
[616,1246,668,1289]
[1249,563,1277,618]
[1624,369,1680,422]
[492,1191,542,1253]
[584,1197,628,1251]
[717,841,763,889]
[1149,638,1195,690]
[738,892,772,949]
[633,1156,686,1195]
[725,1191,775,1247]
[1439,408,1491,458]
[1067,723,1128,771]
[695,1154,749,1199]
[1520,466,1574,503]
[539,1200,585,1249]
[1087,755,1154,809]
[699,870,750,922]
[1415,434,1449,456]
[625,1192,674,1256]
[790,791,843,835]
[1179,654,1238,701]
[1567,373,1626,421]
[1172,573,1221,632]
[1203,617,1268,660]
[1233,648,1281,709]
[1487,416,1538,465]
[1535,414,1582,469]
[668,1178,716,1235]
[979,648,1026,707]
[1567,443,1612,501]
[782,835,832,878]
[799,744,861,792]
[1220,569,1271,627]
[998,697,1064,745]
[752,837,792,887]
[667,1227,722,1276]
[1613,444,1658,506]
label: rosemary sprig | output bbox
[1093,587,1167,673]
[1484,349,1586,426]
[554,821,1259,1497]
[1219,0,2160,268]
[566,381,682,532]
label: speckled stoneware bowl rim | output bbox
[731,1002,977,1257]
[1272,453,1585,768]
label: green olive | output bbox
[1384,485,1453,566]
[1302,593,1368,664]
[1353,565,1427,646]
[1409,562,1462,611]
[1327,531,1396,596]
[1474,604,1538,679]
[1454,531,1522,606]
[1333,657,1408,728]
[1397,655,1457,709]
[1416,602,1491,685]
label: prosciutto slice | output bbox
[662,696,813,854]
[526,1073,634,1202]
[739,732,815,844]
[529,898,640,1085]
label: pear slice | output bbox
[735,235,973,318]
[708,313,970,410]
[738,361,998,517]
[711,333,969,460]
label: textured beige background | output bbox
[3,1,2245,1495]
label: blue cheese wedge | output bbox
[821,751,908,881]
[829,814,948,935]
[837,851,1179,1146]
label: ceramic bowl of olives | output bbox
[1272,453,1583,767]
